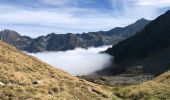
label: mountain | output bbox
[102,18,150,38]
[25,33,114,52]
[0,18,149,53]
[106,10,170,75]
[0,29,32,50]
[0,40,113,99]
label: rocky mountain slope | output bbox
[101,18,149,38]
[0,29,32,50]
[0,18,149,52]
[0,40,113,99]
[106,10,170,75]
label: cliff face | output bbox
[0,40,113,99]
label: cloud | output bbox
[0,11,74,25]
[41,0,75,6]
[28,46,113,76]
[134,0,170,7]
[0,3,134,37]
[110,0,160,19]
[0,0,169,37]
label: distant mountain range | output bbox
[0,18,149,52]
[106,10,170,75]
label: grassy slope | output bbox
[0,41,113,100]
[1,39,170,100]
[113,70,170,99]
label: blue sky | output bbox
[0,0,170,37]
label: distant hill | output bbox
[106,10,170,75]
[0,40,113,99]
[0,18,149,52]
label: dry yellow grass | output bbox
[2,39,170,100]
[113,70,170,100]
[0,40,114,100]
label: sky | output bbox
[0,0,170,37]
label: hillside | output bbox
[0,40,113,99]
[106,10,170,75]
[113,70,170,99]
[1,35,170,100]
[0,18,149,53]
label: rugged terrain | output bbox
[1,35,170,100]
[80,10,170,99]
[0,18,149,52]
[105,10,170,75]
[0,40,113,100]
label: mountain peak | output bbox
[0,29,20,36]
[165,10,170,14]
[105,18,150,37]
[106,8,170,74]
[136,18,149,23]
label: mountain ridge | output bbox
[105,10,170,75]
[0,18,149,52]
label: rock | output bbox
[60,86,65,92]
[52,87,59,93]
[92,88,109,98]
[0,82,5,86]
[32,80,43,85]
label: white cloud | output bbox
[0,4,135,37]
[0,10,75,25]
[28,46,113,76]
[41,0,73,6]
[111,0,160,19]
[0,0,169,37]
[135,0,170,7]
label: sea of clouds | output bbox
[28,45,113,76]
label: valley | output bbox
[0,0,170,99]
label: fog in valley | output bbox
[29,46,113,76]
